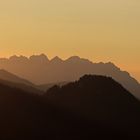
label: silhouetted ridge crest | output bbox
[45,75,140,134]
[47,75,135,99]
[29,54,49,63]
[51,56,63,63]
[66,56,92,64]
[46,75,140,113]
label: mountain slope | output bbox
[38,81,68,92]
[0,69,42,94]
[45,75,140,137]
[0,83,57,139]
[0,75,140,139]
[0,69,33,86]
[0,54,139,98]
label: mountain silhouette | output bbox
[0,54,140,98]
[0,75,140,139]
[0,82,55,139]
[50,56,63,64]
[0,69,42,94]
[45,75,140,138]
[0,69,33,85]
[38,81,68,92]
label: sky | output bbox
[0,0,140,81]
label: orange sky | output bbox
[0,0,140,82]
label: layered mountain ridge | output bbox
[0,54,139,98]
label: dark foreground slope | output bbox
[45,75,140,138]
[0,75,140,140]
[0,84,63,140]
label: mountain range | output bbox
[0,54,139,98]
[0,75,140,139]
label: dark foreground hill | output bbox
[45,75,140,138]
[0,75,140,140]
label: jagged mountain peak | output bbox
[29,54,49,62]
[51,56,63,63]
[9,55,28,61]
[66,56,92,64]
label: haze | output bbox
[0,0,140,81]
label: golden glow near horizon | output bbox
[0,0,140,81]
